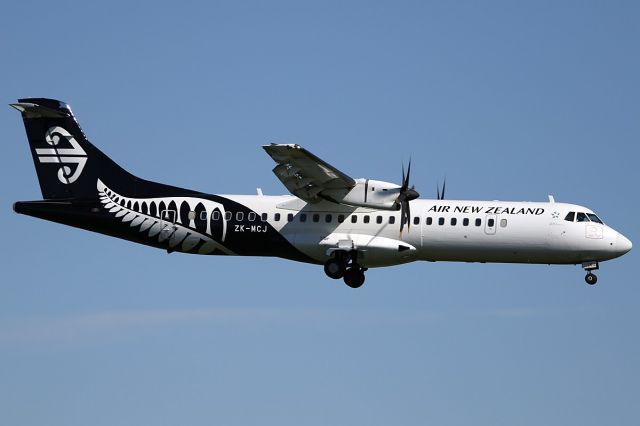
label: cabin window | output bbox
[274,213,281,222]
[287,213,293,222]
[413,216,419,225]
[390,216,396,224]
[564,212,575,222]
[188,211,196,221]
[488,218,495,227]
[463,218,469,226]
[426,217,433,225]
[338,214,345,223]
[576,212,590,222]
[451,218,457,226]
[300,213,307,222]
[312,214,320,223]
[364,215,370,224]
[236,212,244,221]
[438,217,445,226]
[351,215,357,223]
[225,211,232,221]
[261,213,268,222]
[248,212,256,222]
[475,218,481,227]
[500,218,508,227]
[200,211,208,221]
[325,214,332,223]
[587,213,603,224]
[376,216,383,224]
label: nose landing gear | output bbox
[324,250,367,288]
[582,261,599,285]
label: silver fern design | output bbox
[97,179,235,255]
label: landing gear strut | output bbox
[323,250,367,288]
[582,261,599,285]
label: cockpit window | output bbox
[587,213,603,224]
[564,212,575,222]
[576,212,590,222]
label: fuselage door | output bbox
[160,209,177,241]
[484,214,497,235]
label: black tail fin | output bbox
[11,98,137,200]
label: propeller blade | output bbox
[436,183,441,200]
[441,178,446,200]
[405,159,412,189]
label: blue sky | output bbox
[1,1,639,425]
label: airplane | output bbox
[11,98,632,288]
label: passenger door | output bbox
[484,214,497,235]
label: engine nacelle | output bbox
[322,178,402,210]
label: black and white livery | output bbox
[11,98,632,288]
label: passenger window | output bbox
[587,213,603,224]
[564,212,575,222]
[390,216,396,224]
[576,212,590,222]
[438,217,444,226]
[312,214,320,222]
[236,212,244,221]
[413,217,419,225]
[300,213,307,222]
[213,211,221,221]
[188,211,196,221]
[325,214,332,223]
[225,211,232,221]
[248,212,256,222]
[500,219,507,228]
[475,218,481,227]
[376,216,383,224]
[426,217,433,225]
[351,215,357,223]
[338,214,345,223]
[451,218,457,226]
[200,211,208,220]
[287,213,293,222]
[261,212,268,222]
[463,218,469,226]
[488,218,495,227]
[364,215,370,224]
[274,213,281,221]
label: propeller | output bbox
[397,160,420,233]
[436,178,446,200]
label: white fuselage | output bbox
[221,194,631,268]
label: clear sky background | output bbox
[1,1,639,425]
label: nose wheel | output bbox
[582,261,599,285]
[585,273,598,285]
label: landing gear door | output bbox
[484,214,497,235]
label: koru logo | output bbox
[35,126,87,184]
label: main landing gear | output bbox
[582,261,599,285]
[324,251,367,288]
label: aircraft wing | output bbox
[263,144,356,203]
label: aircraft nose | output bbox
[616,233,632,255]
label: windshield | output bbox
[587,213,603,224]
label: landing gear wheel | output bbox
[585,273,598,285]
[343,267,365,288]
[324,258,346,279]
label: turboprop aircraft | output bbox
[11,98,632,288]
